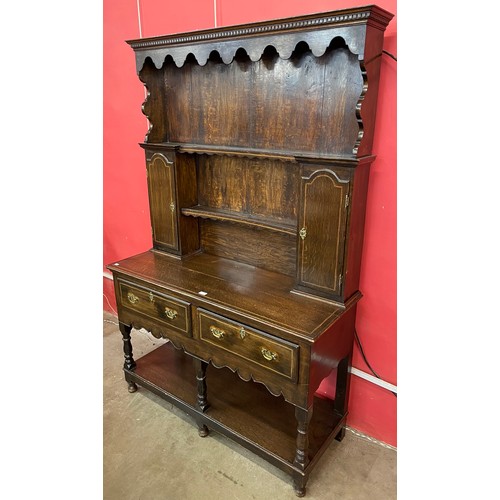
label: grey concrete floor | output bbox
[104,311,396,500]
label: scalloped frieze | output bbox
[133,26,366,72]
[208,355,293,402]
[128,319,191,354]
[125,319,295,402]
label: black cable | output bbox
[354,328,381,378]
[354,328,397,397]
[383,49,397,62]
[364,49,397,66]
[350,48,396,397]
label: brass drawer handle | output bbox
[261,348,278,362]
[210,326,225,339]
[164,307,178,320]
[127,292,140,304]
[239,327,246,339]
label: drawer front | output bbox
[119,280,191,335]
[197,309,299,382]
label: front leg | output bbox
[293,405,313,496]
[119,322,137,393]
[293,474,307,498]
[193,358,209,437]
[334,351,353,442]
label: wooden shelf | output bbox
[126,342,345,476]
[181,206,297,236]
[139,142,365,165]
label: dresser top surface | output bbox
[109,251,358,342]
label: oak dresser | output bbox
[107,5,393,495]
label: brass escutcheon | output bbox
[169,201,175,212]
[239,327,246,339]
[261,348,278,361]
[299,227,307,240]
[127,292,139,304]
[164,307,178,320]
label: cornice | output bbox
[127,6,393,71]
[127,6,392,50]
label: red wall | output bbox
[104,0,397,446]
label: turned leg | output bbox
[193,358,209,437]
[293,475,307,498]
[335,426,346,442]
[334,351,353,442]
[119,322,137,393]
[293,405,313,496]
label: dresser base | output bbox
[124,341,347,493]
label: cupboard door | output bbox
[147,152,179,251]
[297,167,350,297]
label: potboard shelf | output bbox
[126,342,345,476]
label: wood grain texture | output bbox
[116,8,394,495]
[139,58,167,143]
[197,308,299,382]
[118,322,136,371]
[109,251,344,341]
[200,220,296,276]
[296,164,351,299]
[193,358,209,412]
[162,43,362,156]
[128,342,344,472]
[128,6,394,72]
[118,279,191,335]
[197,155,298,223]
[355,23,386,157]
[182,206,296,235]
[343,160,372,299]
[146,152,178,251]
[141,141,374,162]
[117,289,311,407]
[174,153,200,255]
[309,303,357,398]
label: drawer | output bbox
[197,309,299,382]
[118,280,191,335]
